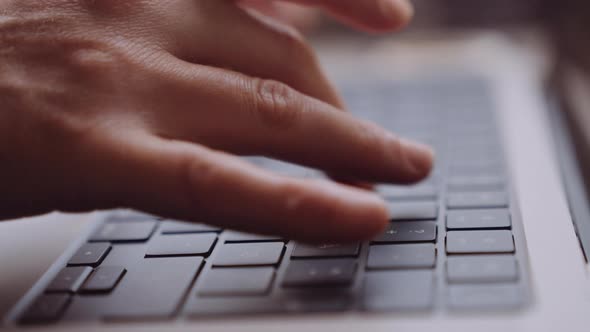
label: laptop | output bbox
[2,33,590,331]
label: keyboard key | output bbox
[388,201,438,220]
[90,221,157,242]
[447,209,511,230]
[367,244,436,269]
[363,270,435,311]
[198,268,275,296]
[105,211,160,223]
[448,284,524,309]
[447,175,505,192]
[378,184,438,200]
[447,192,508,209]
[447,256,518,283]
[46,267,92,293]
[81,266,126,293]
[145,233,217,257]
[187,298,284,317]
[223,231,283,243]
[282,259,357,287]
[100,244,148,266]
[68,243,111,266]
[160,220,221,234]
[103,257,203,319]
[213,243,284,267]
[291,243,360,258]
[20,294,71,324]
[446,230,514,254]
[281,289,354,313]
[373,221,437,243]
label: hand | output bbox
[0,0,431,243]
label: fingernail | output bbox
[379,0,414,21]
[400,139,434,176]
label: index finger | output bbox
[247,0,414,32]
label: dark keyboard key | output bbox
[291,243,360,258]
[367,244,436,269]
[223,231,283,243]
[282,259,357,287]
[90,221,157,242]
[103,257,203,319]
[363,270,435,311]
[447,209,511,230]
[448,284,524,309]
[447,192,508,209]
[447,175,505,192]
[187,298,284,317]
[68,243,111,266]
[160,220,221,234]
[373,222,437,243]
[198,268,275,296]
[378,184,438,200]
[446,230,514,254]
[46,267,92,293]
[81,266,126,293]
[213,243,284,267]
[145,233,217,257]
[388,202,438,220]
[447,256,518,283]
[20,294,71,324]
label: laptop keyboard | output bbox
[15,77,530,325]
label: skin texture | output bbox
[0,0,432,243]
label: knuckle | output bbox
[249,78,302,130]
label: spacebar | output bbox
[103,257,203,319]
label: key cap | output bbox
[281,289,354,313]
[145,233,217,257]
[100,244,148,266]
[198,268,275,296]
[159,220,221,234]
[62,296,106,322]
[447,175,505,192]
[378,184,438,201]
[367,244,436,269]
[90,221,157,242]
[373,222,437,243]
[212,243,284,267]
[223,231,283,242]
[447,209,511,230]
[363,270,435,311]
[447,192,508,209]
[105,211,160,223]
[291,243,360,258]
[187,298,284,317]
[282,259,357,287]
[447,256,518,283]
[20,294,71,324]
[448,284,524,309]
[388,201,439,221]
[68,243,111,266]
[46,267,92,293]
[81,266,126,293]
[446,230,514,254]
[103,257,203,319]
